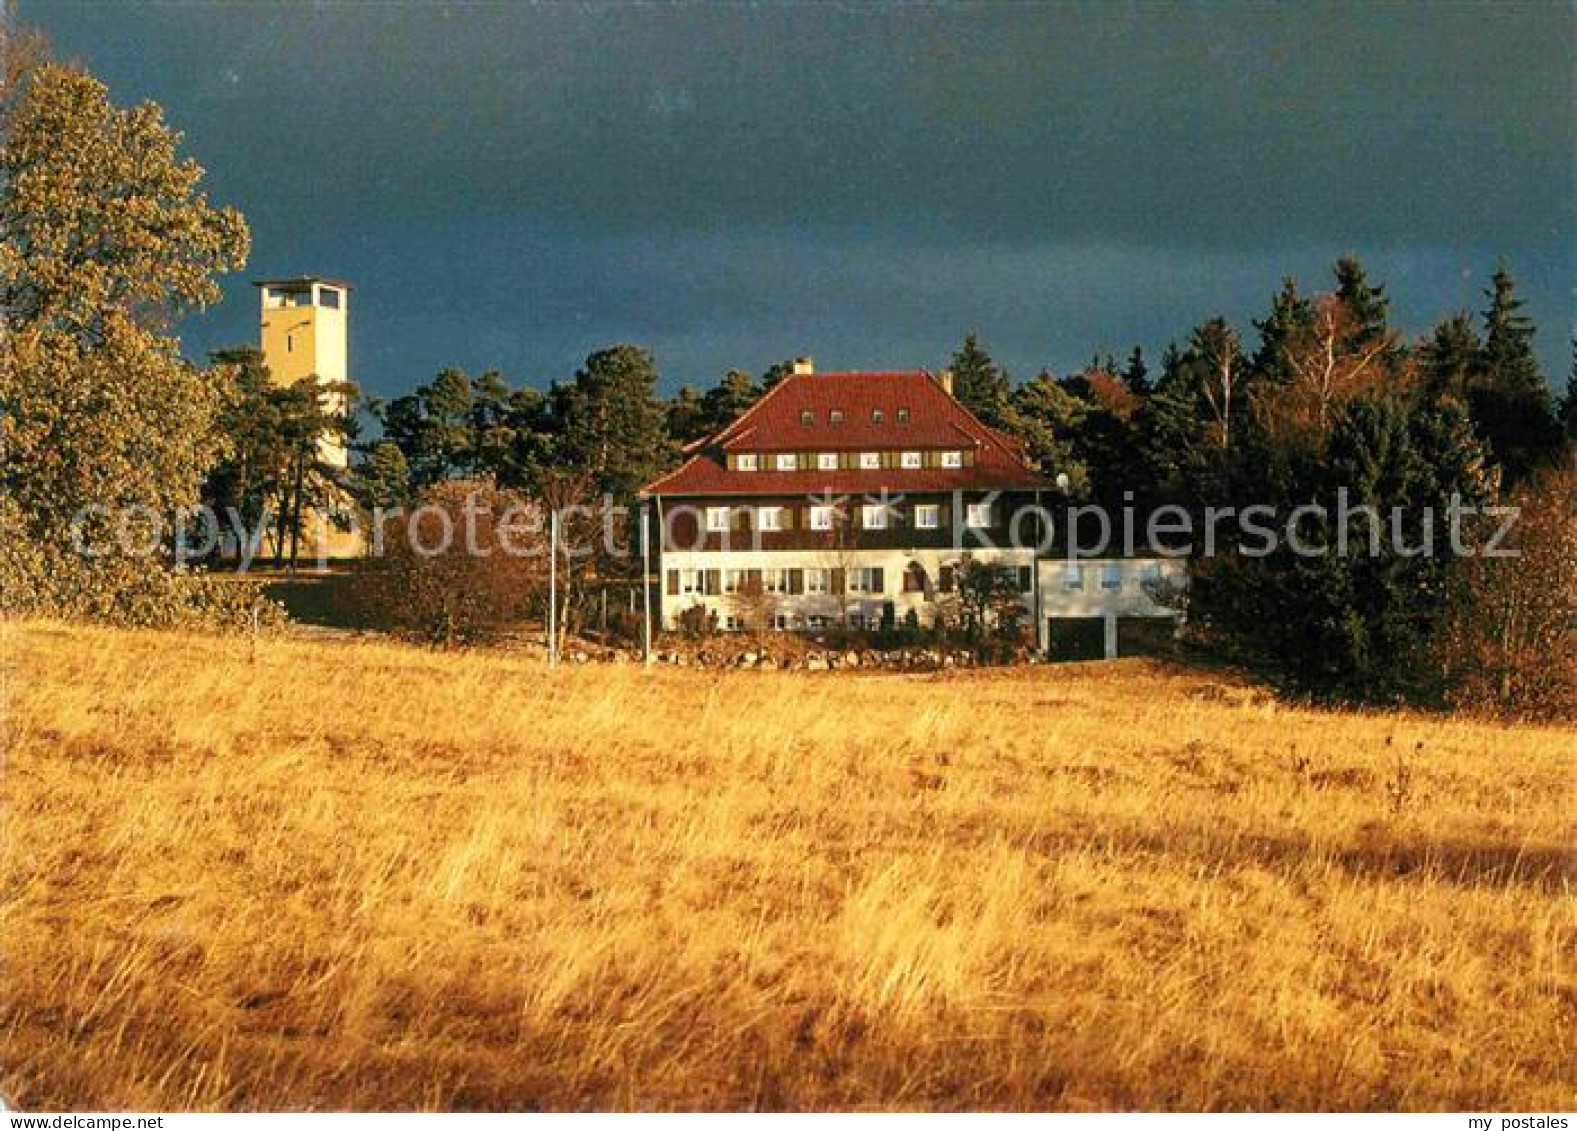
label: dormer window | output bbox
[829,409,844,425]
[897,407,910,424]
[736,453,758,471]
[871,409,884,424]
[800,410,814,426]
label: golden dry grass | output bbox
[2,620,1573,1110]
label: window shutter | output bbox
[789,568,804,595]
[705,569,721,595]
[831,568,845,595]
[745,569,763,595]
[871,567,884,593]
[666,570,679,596]
[783,506,796,531]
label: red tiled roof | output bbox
[713,371,973,450]
[643,369,1049,497]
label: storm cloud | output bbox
[28,1,1574,395]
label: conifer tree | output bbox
[1008,372,1089,494]
[948,333,1012,428]
[1333,255,1395,357]
[699,368,761,433]
[1121,345,1151,396]
[547,345,675,501]
[1250,278,1315,386]
[666,385,709,445]
[1418,312,1481,403]
[1468,267,1561,483]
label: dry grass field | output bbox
[2,620,1572,1111]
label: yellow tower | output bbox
[255,276,351,469]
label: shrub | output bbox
[675,604,718,638]
[346,480,546,646]
[1435,467,1576,721]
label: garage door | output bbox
[1117,616,1176,657]
[1047,616,1105,662]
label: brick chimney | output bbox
[792,357,815,376]
[934,368,954,395]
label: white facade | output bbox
[660,545,1036,632]
[657,546,1186,658]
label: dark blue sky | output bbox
[27,1,1575,398]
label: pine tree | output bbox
[1418,312,1481,403]
[547,345,675,501]
[759,360,795,393]
[948,333,1012,428]
[700,368,761,433]
[1134,342,1211,508]
[353,442,411,509]
[667,385,708,444]
[1121,346,1151,396]
[1008,372,1089,494]
[1470,267,1561,483]
[1250,278,1315,386]
[1560,365,1576,444]
[1333,255,1393,355]
[380,368,477,487]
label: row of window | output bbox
[734,450,965,472]
[1061,562,1165,590]
[718,611,895,632]
[669,562,1166,598]
[704,501,995,533]
[794,406,909,427]
[263,285,342,310]
[669,563,1035,599]
[725,610,908,632]
[674,566,883,596]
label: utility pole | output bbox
[548,508,559,668]
[641,500,653,666]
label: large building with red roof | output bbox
[640,359,1184,650]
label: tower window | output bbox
[318,287,341,309]
[286,333,294,353]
